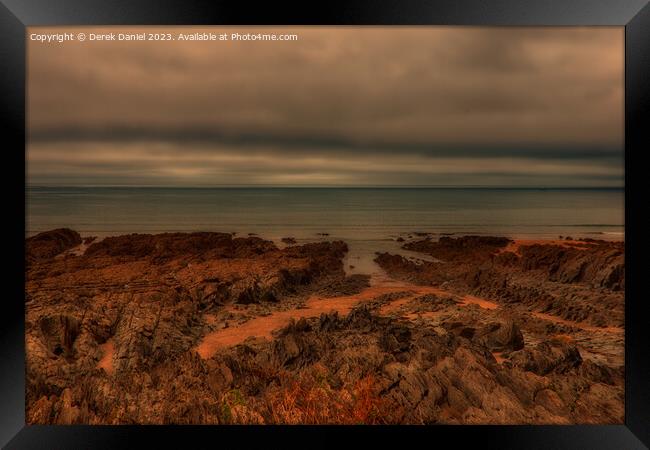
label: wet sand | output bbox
[196,280,447,359]
[458,294,499,310]
[194,277,575,360]
[97,339,115,375]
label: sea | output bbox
[26,186,625,276]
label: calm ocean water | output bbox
[26,187,624,274]
[27,187,624,239]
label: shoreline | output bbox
[26,228,626,240]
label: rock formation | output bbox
[25,231,624,425]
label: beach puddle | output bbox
[343,239,438,278]
[57,236,105,258]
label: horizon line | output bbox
[26,184,624,189]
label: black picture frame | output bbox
[1,1,648,448]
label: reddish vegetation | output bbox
[25,230,624,425]
[263,365,388,424]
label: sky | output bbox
[27,27,624,187]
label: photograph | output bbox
[25,26,625,425]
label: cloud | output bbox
[27,141,623,187]
[27,26,623,186]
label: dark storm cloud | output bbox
[29,124,622,161]
[27,26,623,186]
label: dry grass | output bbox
[261,364,388,424]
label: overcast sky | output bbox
[27,26,624,187]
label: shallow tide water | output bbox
[28,186,624,276]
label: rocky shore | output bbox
[25,230,624,424]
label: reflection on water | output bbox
[27,187,624,244]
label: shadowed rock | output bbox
[26,228,82,262]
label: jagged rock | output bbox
[403,235,512,262]
[39,315,81,357]
[508,338,582,375]
[474,320,524,352]
[206,361,234,392]
[25,231,624,425]
[26,230,353,423]
[376,236,624,329]
[26,228,82,262]
[319,311,342,332]
[317,274,371,297]
[379,323,412,353]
